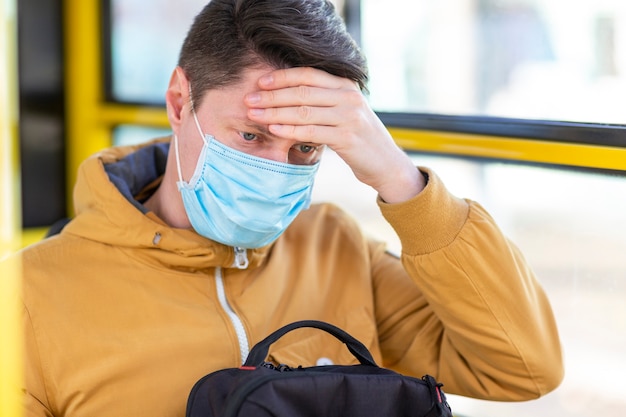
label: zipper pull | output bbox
[276,364,293,372]
[233,247,249,269]
[422,375,452,414]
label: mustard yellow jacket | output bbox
[15,139,563,416]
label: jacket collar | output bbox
[64,137,272,271]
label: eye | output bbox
[296,144,316,154]
[240,132,257,141]
[288,144,324,165]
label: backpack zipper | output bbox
[215,266,250,364]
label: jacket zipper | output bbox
[233,247,249,269]
[215,266,250,364]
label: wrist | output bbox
[378,166,427,204]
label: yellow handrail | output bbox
[0,0,23,415]
[390,128,626,172]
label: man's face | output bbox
[177,65,325,182]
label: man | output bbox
[13,0,563,415]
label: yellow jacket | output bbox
[16,139,563,416]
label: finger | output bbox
[245,85,343,109]
[248,103,343,129]
[257,67,356,91]
[267,123,345,146]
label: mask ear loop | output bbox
[174,84,206,186]
[173,134,184,185]
[189,84,205,139]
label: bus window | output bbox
[106,0,207,104]
[362,0,626,125]
[106,0,347,106]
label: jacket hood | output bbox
[64,137,271,270]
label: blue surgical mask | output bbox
[174,110,320,249]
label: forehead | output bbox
[194,65,273,114]
[204,64,274,97]
[192,65,276,136]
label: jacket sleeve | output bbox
[372,167,564,401]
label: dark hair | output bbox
[178,0,368,106]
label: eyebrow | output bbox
[234,118,321,147]
[235,118,272,136]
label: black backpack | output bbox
[186,320,452,417]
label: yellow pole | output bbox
[0,0,23,415]
[65,0,111,209]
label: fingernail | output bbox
[246,93,260,104]
[259,74,273,87]
[249,108,265,116]
[269,124,283,133]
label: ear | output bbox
[165,66,191,134]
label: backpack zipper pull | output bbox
[276,364,293,372]
[423,375,452,413]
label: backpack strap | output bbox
[244,320,378,367]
